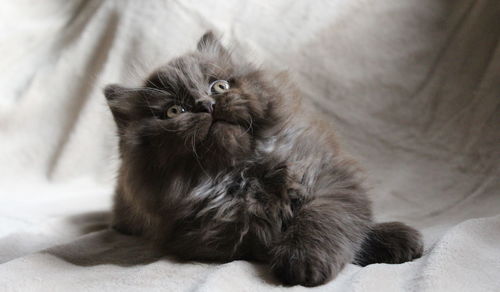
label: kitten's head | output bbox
[105,32,291,171]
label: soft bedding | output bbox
[0,0,499,291]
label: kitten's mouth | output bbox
[207,118,233,134]
[205,118,246,138]
[208,116,253,137]
[196,116,253,157]
[210,116,242,127]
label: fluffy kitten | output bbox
[104,32,423,287]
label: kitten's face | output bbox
[105,32,284,169]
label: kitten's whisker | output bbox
[207,62,225,73]
[157,71,169,90]
[190,128,210,177]
[239,115,254,137]
[233,115,254,139]
[182,131,192,150]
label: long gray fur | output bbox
[104,31,423,287]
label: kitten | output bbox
[104,31,423,287]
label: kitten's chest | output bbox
[178,166,287,221]
[168,171,287,255]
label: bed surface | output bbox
[0,1,499,291]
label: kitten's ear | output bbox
[196,31,229,58]
[104,84,126,101]
[104,84,133,131]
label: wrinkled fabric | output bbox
[0,0,499,291]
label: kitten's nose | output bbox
[195,99,215,113]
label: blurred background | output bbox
[0,1,499,291]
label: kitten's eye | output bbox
[166,105,186,118]
[209,80,230,95]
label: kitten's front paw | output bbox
[271,245,340,287]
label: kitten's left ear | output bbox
[104,84,133,131]
[104,84,126,101]
[196,31,229,58]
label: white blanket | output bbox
[1,0,499,291]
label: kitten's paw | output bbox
[271,245,341,287]
[354,222,423,266]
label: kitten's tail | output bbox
[353,222,424,266]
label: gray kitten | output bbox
[104,32,423,287]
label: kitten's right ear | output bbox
[104,84,132,131]
[196,31,230,59]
